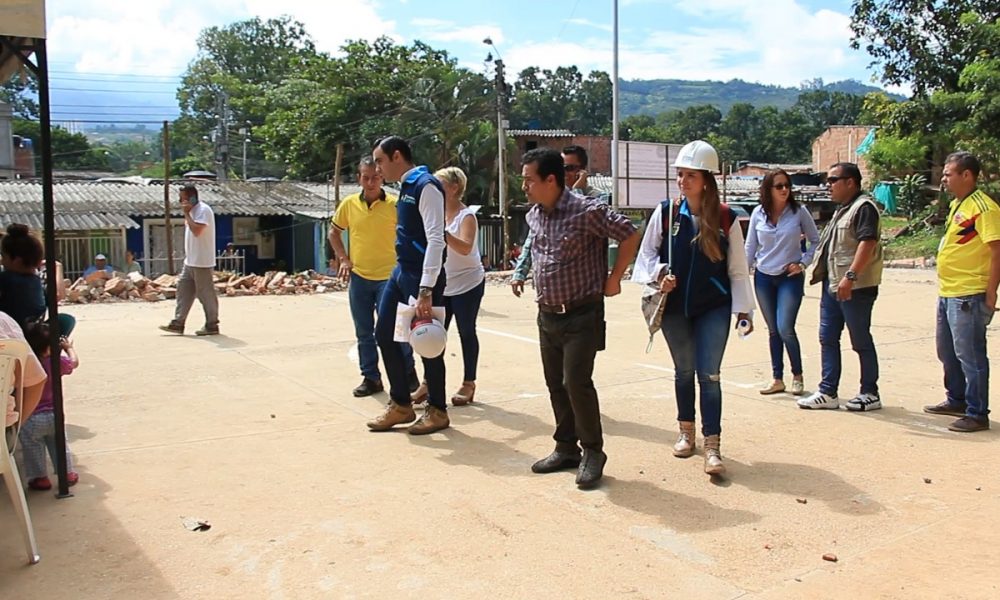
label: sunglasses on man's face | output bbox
[563,164,582,172]
[827,176,845,184]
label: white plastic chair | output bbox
[0,338,41,564]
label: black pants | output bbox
[537,302,606,452]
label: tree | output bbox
[659,105,723,144]
[509,67,612,134]
[173,16,320,177]
[12,119,110,171]
[850,0,1000,95]
[1,77,38,119]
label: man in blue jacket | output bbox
[366,136,450,435]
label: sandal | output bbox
[451,382,476,406]
[411,382,429,404]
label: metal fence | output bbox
[144,250,246,277]
[54,231,126,280]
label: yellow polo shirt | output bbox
[332,191,398,281]
[937,189,1000,297]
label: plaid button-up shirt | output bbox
[526,189,637,306]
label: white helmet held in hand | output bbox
[672,140,720,174]
[409,317,447,359]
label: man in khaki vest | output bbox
[799,162,884,412]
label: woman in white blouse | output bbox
[413,167,485,406]
[631,140,755,477]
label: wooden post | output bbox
[163,120,175,274]
[333,143,343,205]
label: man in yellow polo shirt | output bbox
[330,157,418,397]
[924,152,1000,432]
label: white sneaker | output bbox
[797,391,839,410]
[845,393,882,412]
[791,379,805,395]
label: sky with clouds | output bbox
[37,0,883,123]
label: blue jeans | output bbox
[936,295,992,418]
[444,279,485,382]
[375,266,447,409]
[348,274,413,382]
[661,304,731,436]
[754,271,805,380]
[818,281,879,397]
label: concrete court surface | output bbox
[1,268,997,599]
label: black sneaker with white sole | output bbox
[845,393,882,411]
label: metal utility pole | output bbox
[333,143,343,205]
[612,0,620,209]
[163,120,175,274]
[492,56,509,267]
[216,91,230,180]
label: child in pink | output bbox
[19,321,79,490]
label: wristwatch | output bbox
[845,270,858,281]
[418,286,433,298]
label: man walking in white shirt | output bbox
[159,184,220,336]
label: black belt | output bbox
[538,294,603,314]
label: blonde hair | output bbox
[434,167,467,199]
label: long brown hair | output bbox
[760,169,800,221]
[692,172,724,262]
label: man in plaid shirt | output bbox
[519,148,642,489]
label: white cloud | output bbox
[505,0,873,87]
[411,18,503,47]
[568,18,613,33]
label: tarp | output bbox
[0,0,46,80]
[855,128,876,155]
[0,0,46,38]
[873,181,899,215]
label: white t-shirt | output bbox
[184,201,217,268]
[444,208,485,296]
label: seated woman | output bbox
[0,224,75,337]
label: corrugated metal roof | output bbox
[0,179,341,231]
[507,129,574,138]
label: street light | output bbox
[483,36,509,267]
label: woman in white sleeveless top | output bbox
[413,167,486,406]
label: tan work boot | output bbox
[408,406,450,435]
[366,401,417,431]
[673,421,696,457]
[704,435,726,475]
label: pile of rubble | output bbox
[64,270,348,304]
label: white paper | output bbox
[393,296,447,342]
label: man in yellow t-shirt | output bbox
[924,152,1000,432]
[329,157,417,397]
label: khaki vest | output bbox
[810,194,883,292]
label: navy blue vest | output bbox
[396,166,446,271]
[658,199,735,317]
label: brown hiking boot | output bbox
[948,416,990,433]
[159,322,184,334]
[366,401,417,431]
[673,421,696,458]
[704,435,726,475]
[923,400,967,417]
[408,406,450,435]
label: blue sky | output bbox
[39,0,881,125]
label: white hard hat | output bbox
[409,317,447,359]
[671,140,720,174]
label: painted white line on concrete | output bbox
[478,327,539,345]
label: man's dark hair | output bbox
[523,148,565,189]
[358,156,377,170]
[375,136,413,163]
[562,145,589,169]
[181,183,198,199]
[945,151,981,179]
[830,162,862,187]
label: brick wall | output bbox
[510,134,612,175]
[812,126,874,186]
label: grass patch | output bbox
[884,224,944,260]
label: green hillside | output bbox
[620,78,899,115]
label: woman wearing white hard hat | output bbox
[412,167,486,406]
[631,140,755,476]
